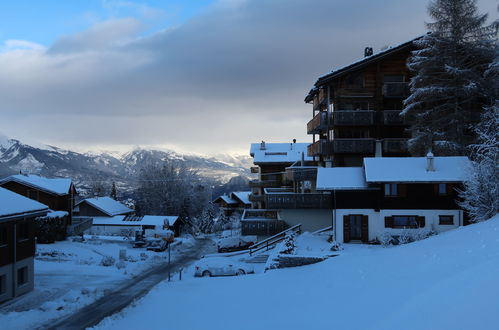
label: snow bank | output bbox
[94,215,499,330]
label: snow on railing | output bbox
[249,224,301,256]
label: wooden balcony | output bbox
[382,82,410,98]
[249,179,282,188]
[265,188,332,209]
[333,110,375,126]
[383,110,410,125]
[382,138,409,154]
[307,140,333,157]
[248,194,264,203]
[307,112,330,134]
[285,166,318,182]
[333,138,376,154]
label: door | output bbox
[349,215,363,240]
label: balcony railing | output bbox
[333,110,375,126]
[383,82,410,98]
[333,138,376,154]
[249,179,282,188]
[307,112,330,134]
[307,140,334,157]
[264,188,332,209]
[248,194,264,202]
[285,166,318,182]
[382,138,409,154]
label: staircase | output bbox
[244,254,270,264]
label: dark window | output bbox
[384,184,398,196]
[386,216,425,229]
[0,226,7,246]
[0,274,5,294]
[345,72,363,87]
[17,267,28,286]
[438,184,447,196]
[18,222,29,241]
[383,74,405,83]
[439,215,454,225]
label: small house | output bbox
[0,187,49,303]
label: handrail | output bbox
[249,224,301,256]
[312,226,333,234]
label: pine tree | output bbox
[110,182,117,200]
[403,0,497,155]
[459,100,499,222]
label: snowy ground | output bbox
[93,215,499,330]
[0,235,196,330]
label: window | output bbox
[438,184,447,196]
[17,267,28,287]
[384,184,398,196]
[383,74,405,83]
[439,215,454,225]
[18,222,29,241]
[385,216,425,228]
[0,275,6,294]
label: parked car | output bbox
[217,236,256,253]
[194,257,254,277]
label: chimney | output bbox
[426,151,435,172]
[300,152,305,166]
[364,47,373,57]
[293,139,296,144]
[260,141,266,150]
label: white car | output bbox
[194,257,254,277]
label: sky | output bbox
[0,0,496,156]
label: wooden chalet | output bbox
[0,187,49,303]
[304,37,421,167]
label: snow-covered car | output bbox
[217,236,256,253]
[194,257,254,277]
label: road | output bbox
[38,238,215,330]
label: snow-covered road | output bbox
[37,238,215,330]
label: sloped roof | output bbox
[78,197,134,216]
[316,167,368,190]
[363,156,470,183]
[231,191,251,205]
[305,36,422,102]
[0,187,49,218]
[0,174,73,196]
[92,215,179,227]
[250,143,313,164]
[213,195,238,205]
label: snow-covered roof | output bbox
[316,167,368,190]
[213,195,238,205]
[250,142,313,164]
[363,156,471,183]
[92,215,179,227]
[231,191,251,205]
[0,174,73,196]
[78,197,134,216]
[0,187,49,218]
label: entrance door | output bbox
[349,215,363,240]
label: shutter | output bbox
[417,216,425,228]
[384,216,393,228]
[398,184,407,197]
[343,215,350,243]
[361,215,369,243]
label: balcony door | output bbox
[343,214,368,243]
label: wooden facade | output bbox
[305,38,419,166]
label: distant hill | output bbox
[0,135,252,197]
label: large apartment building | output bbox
[304,38,419,167]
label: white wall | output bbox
[280,209,332,233]
[335,209,463,243]
[86,225,142,237]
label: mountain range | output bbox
[0,135,253,196]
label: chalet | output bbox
[74,196,134,218]
[249,141,315,209]
[316,155,469,243]
[213,191,251,216]
[304,37,421,167]
[0,187,49,303]
[76,197,183,236]
[0,174,77,240]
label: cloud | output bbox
[0,0,496,154]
